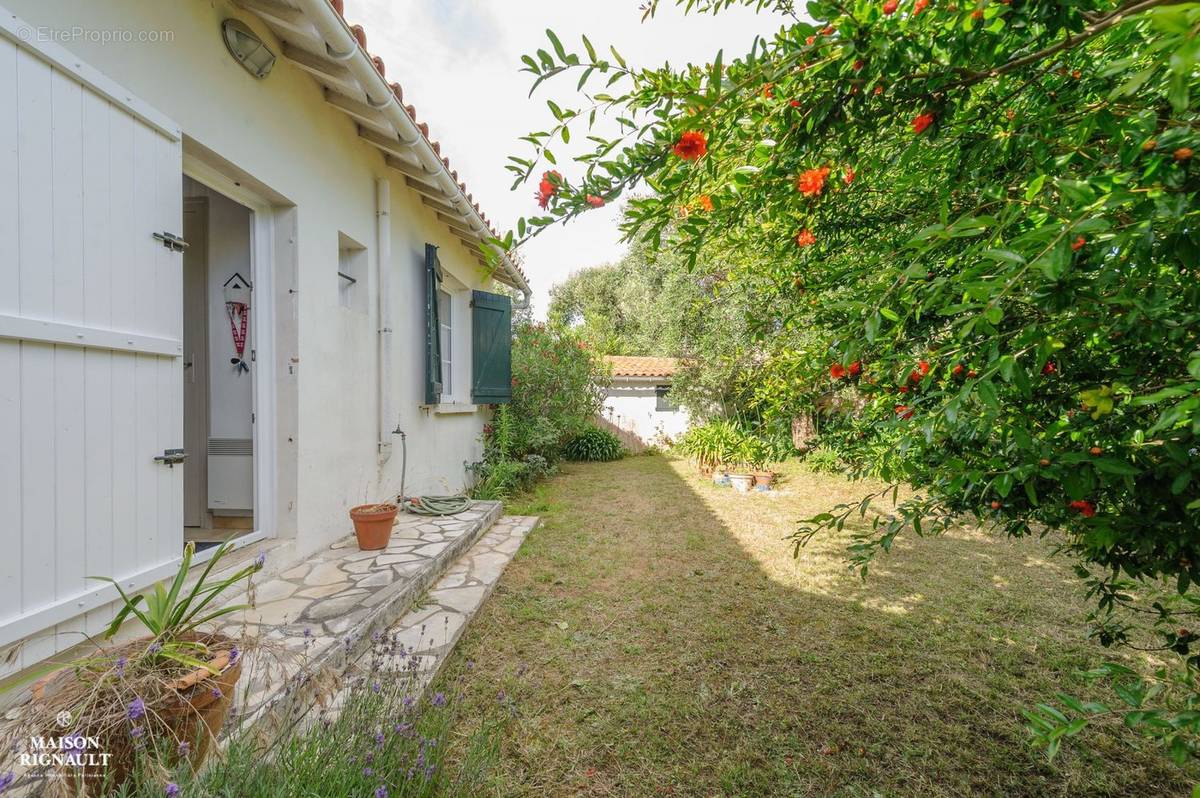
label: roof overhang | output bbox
[233,0,531,305]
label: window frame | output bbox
[655,385,678,412]
[437,288,453,399]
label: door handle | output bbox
[183,352,195,383]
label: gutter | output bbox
[293,0,532,309]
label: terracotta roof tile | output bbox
[604,356,680,378]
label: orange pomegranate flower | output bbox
[829,363,847,379]
[586,195,605,208]
[673,131,708,160]
[883,0,899,14]
[911,112,935,135]
[698,195,714,212]
[536,170,562,208]
[761,83,775,99]
[795,229,817,247]
[894,405,913,419]
[914,0,929,12]
[843,167,856,185]
[796,167,831,197]
[1071,235,1085,251]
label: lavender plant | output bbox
[111,624,517,798]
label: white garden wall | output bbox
[602,379,691,445]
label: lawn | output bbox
[439,454,1193,797]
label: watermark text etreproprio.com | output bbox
[15,25,175,45]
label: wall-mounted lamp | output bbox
[222,19,275,79]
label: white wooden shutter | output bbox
[0,12,185,670]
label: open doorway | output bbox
[182,176,255,552]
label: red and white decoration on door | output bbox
[223,272,251,375]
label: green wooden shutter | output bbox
[424,244,443,405]
[471,290,512,404]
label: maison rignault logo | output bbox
[17,711,112,770]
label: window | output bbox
[655,385,678,411]
[438,289,453,397]
[338,232,367,312]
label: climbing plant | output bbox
[490,0,1200,764]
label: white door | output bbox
[0,14,185,669]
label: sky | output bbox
[348,1,784,317]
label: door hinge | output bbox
[153,231,189,252]
[153,448,187,467]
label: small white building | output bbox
[0,0,530,675]
[600,356,691,448]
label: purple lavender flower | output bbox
[303,628,313,639]
[165,783,180,798]
[374,730,385,746]
[402,696,415,709]
[497,690,507,703]
[0,772,15,793]
[127,697,146,720]
[210,687,222,700]
[372,682,381,694]
[363,767,373,777]
[254,551,266,568]
[177,741,190,757]
[375,787,388,798]
[228,646,240,665]
[372,631,381,642]
[148,641,163,656]
[431,692,446,707]
[114,656,128,677]
[130,726,144,739]
[424,764,435,780]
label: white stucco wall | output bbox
[602,379,691,445]
[5,0,497,563]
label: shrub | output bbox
[803,446,843,475]
[563,426,625,462]
[507,322,608,462]
[470,324,609,499]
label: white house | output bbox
[0,0,530,676]
[600,356,691,447]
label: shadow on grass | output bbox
[441,454,1192,798]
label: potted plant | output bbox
[349,502,399,550]
[725,431,757,493]
[745,437,775,489]
[14,541,261,794]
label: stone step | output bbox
[312,515,540,722]
[222,501,506,736]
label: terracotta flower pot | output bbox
[349,502,398,550]
[752,470,775,488]
[30,633,243,795]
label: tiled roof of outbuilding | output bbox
[604,356,680,378]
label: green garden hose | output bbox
[393,428,472,516]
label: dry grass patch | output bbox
[440,455,1193,797]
